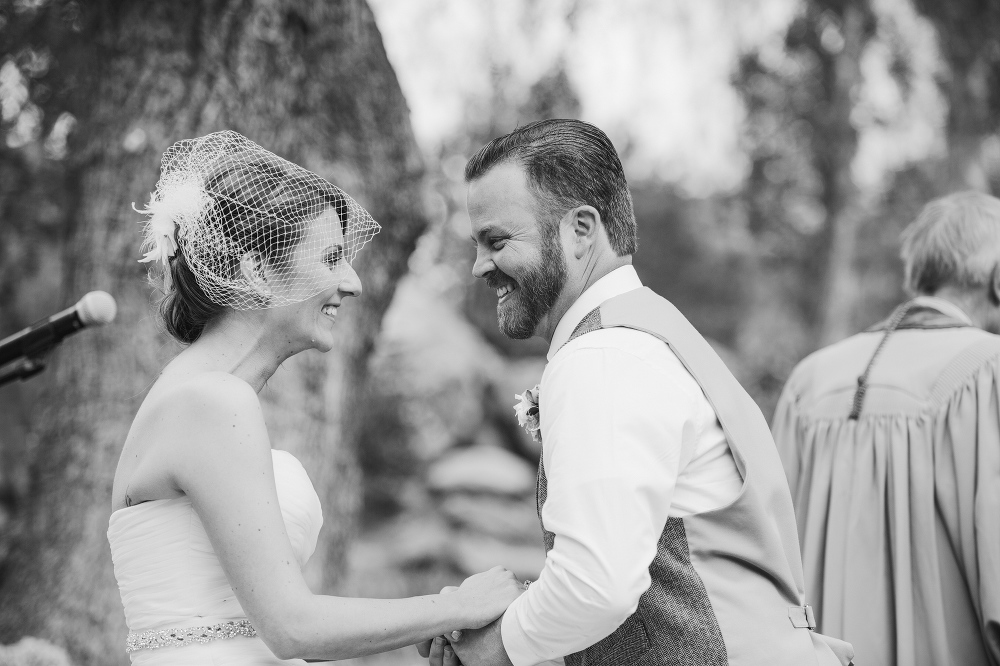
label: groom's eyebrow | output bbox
[472,224,503,244]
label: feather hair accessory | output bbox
[133,176,212,288]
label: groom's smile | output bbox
[485,267,525,319]
[485,268,519,304]
[496,283,515,304]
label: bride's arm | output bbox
[160,373,521,661]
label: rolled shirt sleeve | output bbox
[501,335,699,665]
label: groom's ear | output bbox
[568,205,602,258]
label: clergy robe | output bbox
[773,297,1000,666]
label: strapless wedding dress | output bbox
[108,449,323,665]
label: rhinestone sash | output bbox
[125,619,256,653]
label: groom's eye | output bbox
[490,238,506,250]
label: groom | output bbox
[425,119,853,666]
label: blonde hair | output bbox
[900,191,1000,295]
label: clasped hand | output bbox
[418,620,510,666]
[416,576,518,666]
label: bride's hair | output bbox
[159,155,328,343]
[135,131,380,344]
[160,249,223,344]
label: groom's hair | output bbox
[465,119,638,256]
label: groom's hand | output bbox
[426,634,463,666]
[448,617,513,666]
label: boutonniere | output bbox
[513,385,541,443]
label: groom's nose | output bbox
[472,248,495,279]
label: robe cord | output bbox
[849,300,916,420]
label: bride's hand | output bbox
[452,565,523,629]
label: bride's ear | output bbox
[240,251,271,298]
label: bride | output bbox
[108,131,521,665]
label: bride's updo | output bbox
[135,131,379,344]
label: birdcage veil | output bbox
[135,130,380,309]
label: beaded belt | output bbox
[125,619,256,653]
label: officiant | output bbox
[773,190,1000,666]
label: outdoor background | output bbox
[0,0,998,664]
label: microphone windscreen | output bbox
[77,291,118,326]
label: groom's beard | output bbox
[487,230,568,340]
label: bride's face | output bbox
[267,206,362,353]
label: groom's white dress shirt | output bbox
[499,265,744,666]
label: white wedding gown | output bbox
[108,449,323,665]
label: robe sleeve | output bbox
[936,351,1000,662]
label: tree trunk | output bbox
[815,3,869,346]
[0,2,426,664]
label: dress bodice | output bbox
[107,449,322,665]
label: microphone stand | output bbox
[0,349,53,387]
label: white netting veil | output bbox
[136,130,380,309]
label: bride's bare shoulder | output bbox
[118,372,271,504]
[133,371,267,448]
[148,371,259,412]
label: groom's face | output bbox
[468,162,568,339]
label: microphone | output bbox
[0,291,118,367]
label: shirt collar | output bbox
[911,295,974,326]
[546,265,643,360]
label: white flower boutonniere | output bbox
[513,385,541,444]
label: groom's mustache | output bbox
[484,269,517,292]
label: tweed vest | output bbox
[535,288,853,666]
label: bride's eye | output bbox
[324,246,345,267]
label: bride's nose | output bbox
[339,265,362,298]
